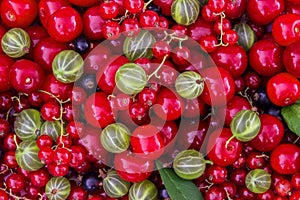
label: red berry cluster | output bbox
[0,0,300,199]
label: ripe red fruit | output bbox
[283,41,300,77]
[270,144,300,174]
[266,72,300,106]
[47,7,83,42]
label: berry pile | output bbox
[0,0,300,199]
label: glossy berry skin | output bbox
[139,10,159,28]
[266,72,300,106]
[246,0,284,25]
[292,173,300,189]
[224,96,251,126]
[83,6,106,40]
[211,45,248,78]
[114,151,154,183]
[200,67,236,106]
[270,144,300,174]
[84,92,115,128]
[131,125,164,160]
[206,165,227,184]
[272,14,300,46]
[207,128,243,167]
[9,59,45,94]
[102,21,121,40]
[30,169,50,188]
[124,0,144,14]
[0,54,14,93]
[68,0,98,7]
[250,114,284,152]
[5,173,26,193]
[0,0,38,28]
[38,0,71,28]
[224,0,247,19]
[40,101,60,121]
[47,7,83,42]
[249,40,284,77]
[33,37,69,72]
[153,87,183,121]
[283,41,300,77]
[99,1,119,19]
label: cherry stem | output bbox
[205,160,214,165]
[147,55,168,80]
[225,135,235,149]
[294,136,300,144]
[214,12,229,47]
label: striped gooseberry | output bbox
[123,30,156,61]
[52,50,84,83]
[171,0,200,26]
[228,110,261,144]
[15,140,44,171]
[103,170,131,198]
[45,177,71,200]
[100,123,131,153]
[245,169,271,194]
[175,71,204,99]
[173,149,212,180]
[115,63,147,95]
[1,28,30,58]
[14,109,42,141]
[129,180,158,200]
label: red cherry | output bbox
[207,128,243,166]
[5,173,26,193]
[270,144,300,174]
[114,151,154,182]
[283,41,300,77]
[68,186,88,200]
[0,0,38,28]
[0,54,14,93]
[266,72,300,106]
[246,0,285,25]
[82,6,106,40]
[47,7,83,42]
[224,0,247,19]
[249,39,284,77]
[272,14,300,46]
[153,87,183,121]
[9,59,45,93]
[200,67,236,106]
[131,125,164,160]
[249,114,284,152]
[206,165,228,184]
[38,0,71,28]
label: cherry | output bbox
[131,125,164,160]
[221,181,237,199]
[114,151,154,182]
[200,66,236,106]
[238,186,257,199]
[82,6,106,40]
[153,87,183,121]
[257,190,275,200]
[9,59,45,94]
[211,45,247,78]
[199,35,218,53]
[201,5,219,22]
[5,173,26,193]
[84,92,115,128]
[30,168,50,188]
[0,0,38,28]
[246,0,285,25]
[283,41,300,77]
[4,133,20,151]
[249,114,284,152]
[292,172,300,189]
[129,102,150,125]
[0,119,10,139]
[245,152,266,169]
[224,0,247,19]
[270,143,300,174]
[249,39,284,77]
[207,128,243,166]
[171,46,191,66]
[188,17,214,42]
[0,54,14,93]
[243,71,262,90]
[47,7,83,42]
[266,72,300,107]
[290,190,300,200]
[272,13,300,46]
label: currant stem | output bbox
[214,12,229,47]
[205,160,214,165]
[143,0,154,11]
[147,55,168,81]
[13,135,20,149]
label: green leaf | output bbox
[156,161,204,200]
[281,103,300,136]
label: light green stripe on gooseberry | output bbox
[129,180,158,200]
[171,0,200,26]
[245,169,271,194]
